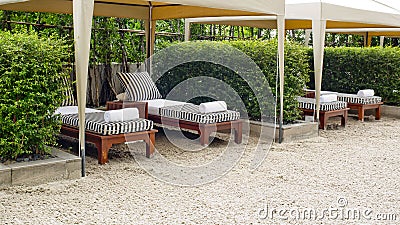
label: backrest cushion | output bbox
[61,76,77,106]
[116,72,162,101]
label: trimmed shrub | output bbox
[0,31,69,160]
[227,40,310,122]
[154,40,310,123]
[307,47,400,106]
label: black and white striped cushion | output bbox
[116,72,162,101]
[61,112,153,135]
[159,104,240,124]
[61,76,77,106]
[297,97,347,111]
[337,94,382,105]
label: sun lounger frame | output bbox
[60,125,157,164]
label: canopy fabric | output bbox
[0,0,27,5]
[326,28,400,37]
[285,0,400,28]
[0,0,283,19]
[185,0,400,121]
[0,0,286,175]
[187,16,397,30]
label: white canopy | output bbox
[0,0,285,175]
[186,0,400,122]
[287,0,400,119]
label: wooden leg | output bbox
[319,113,327,130]
[358,106,365,122]
[199,126,209,146]
[341,110,348,127]
[145,132,155,158]
[233,121,242,144]
[375,105,382,120]
[95,141,112,165]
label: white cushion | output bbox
[116,92,128,101]
[141,99,186,116]
[55,106,102,115]
[357,89,375,97]
[319,94,338,103]
[199,101,227,113]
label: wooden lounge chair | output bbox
[336,93,383,122]
[107,100,242,146]
[58,107,157,164]
[115,72,243,146]
[297,97,349,130]
[304,89,383,122]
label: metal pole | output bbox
[277,15,285,143]
[146,3,153,73]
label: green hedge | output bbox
[154,40,310,123]
[0,32,69,160]
[307,47,400,106]
[227,40,310,122]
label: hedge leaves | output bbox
[0,31,69,159]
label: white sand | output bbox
[1,117,399,224]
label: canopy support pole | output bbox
[184,19,191,41]
[73,0,94,177]
[367,32,373,47]
[277,15,285,143]
[380,36,385,47]
[304,29,311,47]
[145,4,155,73]
[312,19,326,124]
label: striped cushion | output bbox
[297,97,347,111]
[337,93,382,105]
[116,72,162,101]
[61,112,153,135]
[159,104,240,124]
[61,76,77,106]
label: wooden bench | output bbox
[301,108,350,130]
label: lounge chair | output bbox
[304,89,383,122]
[336,93,383,122]
[57,106,157,165]
[115,72,243,146]
[297,97,349,129]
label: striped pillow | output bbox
[61,76,77,106]
[116,72,162,101]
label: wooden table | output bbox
[106,101,148,119]
[301,108,350,130]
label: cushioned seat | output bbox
[336,93,382,105]
[159,104,240,124]
[57,104,157,164]
[61,112,153,136]
[297,97,347,111]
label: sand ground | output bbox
[0,116,399,225]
